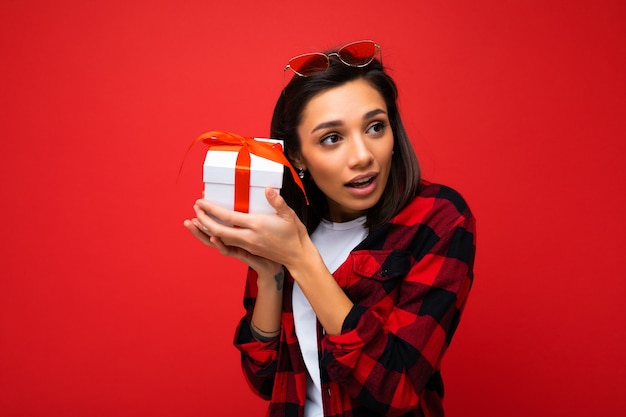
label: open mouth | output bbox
[346,175,376,188]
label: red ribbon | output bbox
[180,130,308,212]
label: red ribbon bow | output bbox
[180,130,308,213]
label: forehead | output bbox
[299,79,387,126]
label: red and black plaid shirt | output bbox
[234,181,476,416]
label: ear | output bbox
[288,151,307,171]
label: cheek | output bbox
[378,145,394,171]
[308,161,338,184]
[306,157,347,194]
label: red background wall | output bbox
[1,1,625,416]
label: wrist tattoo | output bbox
[274,268,284,291]
[250,328,279,343]
[250,320,280,342]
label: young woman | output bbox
[184,40,476,417]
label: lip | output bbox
[344,172,379,197]
[346,172,378,185]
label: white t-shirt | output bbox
[292,216,368,417]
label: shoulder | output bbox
[393,180,474,232]
[358,181,475,251]
[417,180,470,213]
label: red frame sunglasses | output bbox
[284,40,382,77]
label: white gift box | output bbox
[203,138,284,215]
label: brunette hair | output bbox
[272,50,421,233]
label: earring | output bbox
[297,167,305,179]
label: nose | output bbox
[348,135,374,168]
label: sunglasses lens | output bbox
[289,53,329,76]
[338,41,377,66]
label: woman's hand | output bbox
[183,218,281,278]
[186,187,354,335]
[183,187,309,276]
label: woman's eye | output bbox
[367,121,386,135]
[320,134,341,145]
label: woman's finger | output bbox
[183,218,216,247]
[193,202,257,247]
[264,187,294,220]
[195,199,263,230]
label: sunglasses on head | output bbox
[284,40,382,77]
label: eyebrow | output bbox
[310,108,388,134]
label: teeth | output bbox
[348,176,373,187]
[352,177,372,184]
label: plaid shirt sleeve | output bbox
[233,268,280,400]
[320,183,476,416]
